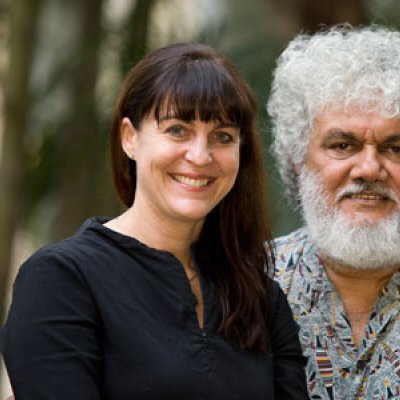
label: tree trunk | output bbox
[269,0,366,36]
[120,0,157,74]
[0,0,43,325]
[299,0,366,33]
[51,0,104,240]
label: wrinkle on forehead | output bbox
[313,109,400,141]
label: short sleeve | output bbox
[3,248,103,400]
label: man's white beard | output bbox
[298,167,400,270]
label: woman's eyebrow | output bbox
[216,122,239,129]
[158,115,181,122]
[157,116,238,129]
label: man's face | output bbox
[306,109,400,225]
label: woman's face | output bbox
[121,113,240,226]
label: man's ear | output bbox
[121,117,137,160]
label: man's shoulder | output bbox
[274,227,309,262]
[273,227,311,292]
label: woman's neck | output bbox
[106,205,203,268]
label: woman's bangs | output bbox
[153,62,249,126]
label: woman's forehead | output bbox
[153,98,239,126]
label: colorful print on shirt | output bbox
[274,228,400,400]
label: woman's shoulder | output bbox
[17,217,114,280]
[265,276,297,330]
[266,276,287,307]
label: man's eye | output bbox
[332,142,350,151]
[325,141,357,159]
[390,146,400,153]
[382,145,400,162]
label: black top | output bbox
[3,217,308,399]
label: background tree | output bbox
[270,0,366,34]
[0,0,43,330]
[51,0,105,240]
[1,0,399,394]
[120,0,157,75]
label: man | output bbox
[268,25,400,399]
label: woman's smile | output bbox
[171,174,214,188]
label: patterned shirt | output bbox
[274,227,400,400]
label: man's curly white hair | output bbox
[267,24,400,205]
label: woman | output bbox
[3,43,307,399]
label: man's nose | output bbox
[349,146,388,181]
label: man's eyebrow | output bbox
[323,129,357,141]
[382,133,400,143]
[323,130,400,144]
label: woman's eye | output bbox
[212,131,234,144]
[166,125,185,137]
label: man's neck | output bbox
[322,258,398,345]
[323,260,397,298]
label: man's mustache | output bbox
[336,182,398,203]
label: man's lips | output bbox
[336,183,397,203]
[344,192,389,201]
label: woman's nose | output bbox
[184,137,213,165]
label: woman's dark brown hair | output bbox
[110,43,274,351]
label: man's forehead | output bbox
[312,108,400,137]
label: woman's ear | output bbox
[121,117,137,160]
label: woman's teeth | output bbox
[173,175,209,187]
